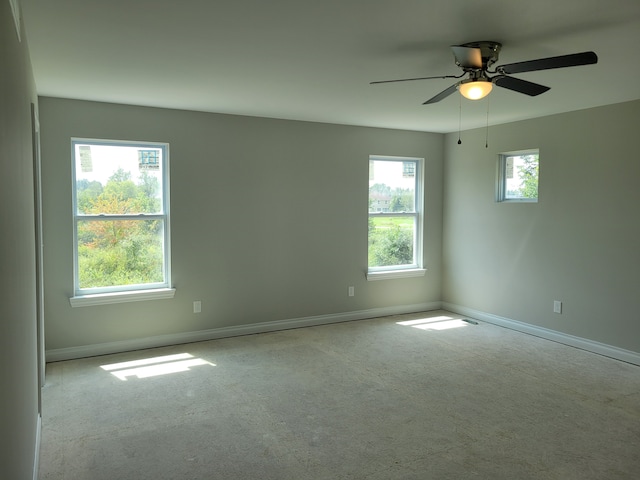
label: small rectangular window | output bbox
[498,150,539,202]
[71,139,171,296]
[368,156,423,276]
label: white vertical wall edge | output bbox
[33,413,41,480]
[10,0,21,41]
[443,302,640,366]
[46,302,443,362]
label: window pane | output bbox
[77,219,165,289]
[368,215,415,267]
[75,144,163,215]
[369,160,415,213]
[504,153,539,200]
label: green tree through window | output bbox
[517,155,539,199]
[499,151,539,202]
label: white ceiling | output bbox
[20,0,640,133]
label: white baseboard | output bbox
[33,413,41,480]
[46,302,442,362]
[443,302,640,366]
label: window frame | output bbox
[497,149,540,203]
[70,138,173,305]
[367,155,426,281]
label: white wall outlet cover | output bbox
[553,301,562,314]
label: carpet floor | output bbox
[38,310,640,479]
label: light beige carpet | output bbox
[38,310,640,479]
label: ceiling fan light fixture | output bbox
[459,79,493,100]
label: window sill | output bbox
[70,288,176,307]
[366,269,426,281]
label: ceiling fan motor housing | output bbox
[458,41,502,69]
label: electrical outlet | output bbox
[193,301,202,313]
[553,300,562,314]
[348,286,355,297]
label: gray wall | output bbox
[0,2,40,479]
[39,97,444,352]
[35,75,640,363]
[443,100,640,353]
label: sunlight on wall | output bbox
[396,316,468,331]
[101,353,215,380]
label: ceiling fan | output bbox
[371,41,598,104]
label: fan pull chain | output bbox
[485,96,490,148]
[457,93,462,145]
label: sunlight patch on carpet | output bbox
[101,353,215,380]
[396,315,468,331]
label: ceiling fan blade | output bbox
[451,46,483,69]
[498,51,597,74]
[370,74,462,85]
[423,83,460,104]
[494,76,550,96]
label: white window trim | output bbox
[366,268,426,281]
[70,288,176,307]
[71,138,173,303]
[368,155,425,279]
[497,149,539,203]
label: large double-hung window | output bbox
[71,139,173,305]
[367,155,425,280]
